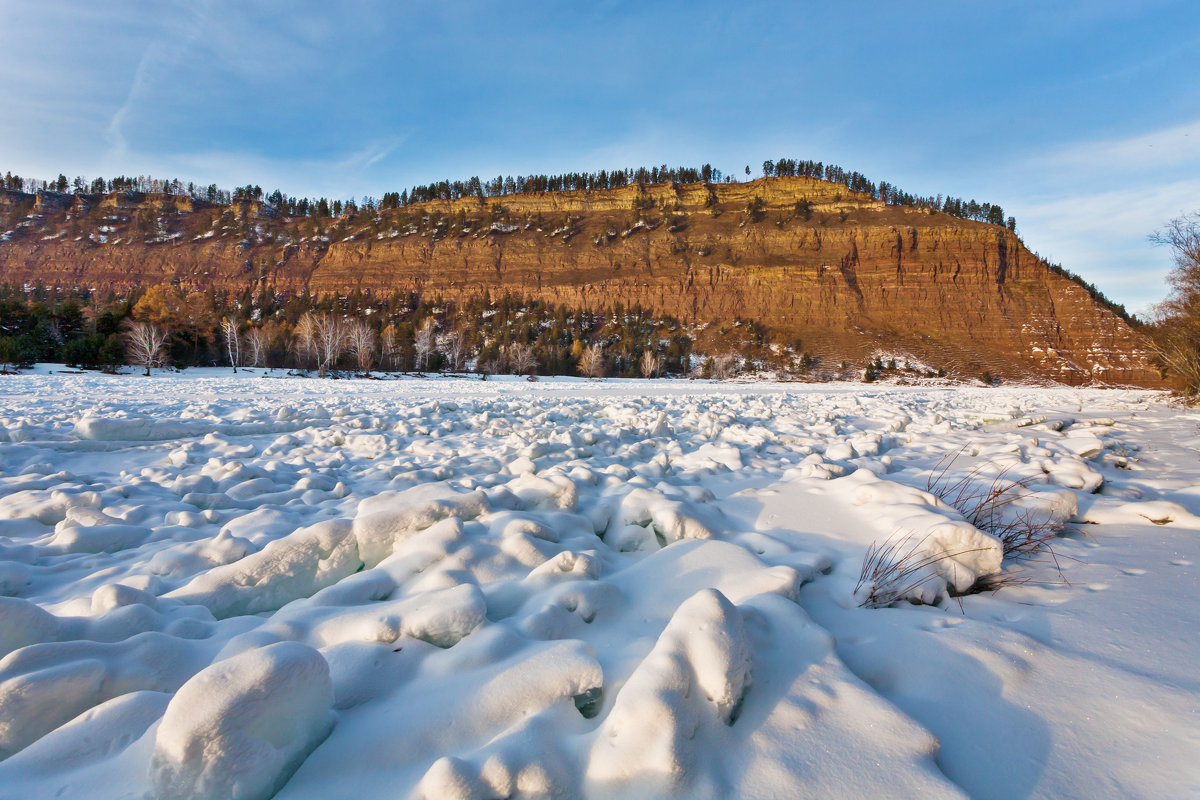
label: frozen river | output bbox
[0,371,1197,799]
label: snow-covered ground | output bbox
[0,371,1197,799]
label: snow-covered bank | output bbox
[0,373,1196,798]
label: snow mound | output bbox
[352,485,490,566]
[166,519,362,618]
[148,641,334,800]
[50,522,152,554]
[587,588,751,796]
[0,561,31,596]
[74,416,215,441]
[1,690,170,776]
[0,632,197,759]
[0,597,59,658]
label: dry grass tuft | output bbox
[855,531,991,608]
[925,449,1073,566]
[858,451,1081,610]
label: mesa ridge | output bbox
[0,175,1157,384]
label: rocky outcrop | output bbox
[0,178,1158,385]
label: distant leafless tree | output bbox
[614,340,633,374]
[415,317,436,372]
[443,328,467,372]
[508,342,537,375]
[713,353,739,380]
[293,314,318,371]
[312,314,347,377]
[578,344,606,379]
[380,325,400,372]
[1151,212,1200,398]
[640,349,663,378]
[347,320,376,374]
[123,321,169,376]
[245,327,267,368]
[1151,323,1200,398]
[81,300,102,335]
[221,317,241,372]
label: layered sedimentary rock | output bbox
[0,177,1157,384]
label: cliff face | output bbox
[0,177,1158,385]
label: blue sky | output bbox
[2,1,1198,314]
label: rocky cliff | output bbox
[0,177,1158,384]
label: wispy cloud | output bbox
[106,44,160,158]
[362,140,401,169]
[1020,178,1200,240]
[1029,119,1200,173]
[995,121,1200,315]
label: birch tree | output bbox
[443,328,466,372]
[246,327,268,368]
[347,320,376,374]
[578,344,606,378]
[508,342,536,375]
[312,314,346,377]
[294,314,318,371]
[381,324,408,372]
[123,321,169,376]
[415,318,436,372]
[713,353,738,380]
[221,317,241,372]
[639,349,663,378]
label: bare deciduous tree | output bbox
[1151,212,1200,398]
[246,327,268,368]
[123,321,169,376]
[81,299,103,335]
[221,317,241,372]
[415,318,436,372]
[312,314,347,377]
[442,328,467,372]
[613,340,632,375]
[347,320,376,374]
[508,342,537,375]
[380,325,400,372]
[639,349,663,379]
[713,353,738,380]
[294,314,318,371]
[578,344,606,379]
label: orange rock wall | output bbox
[0,178,1158,384]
